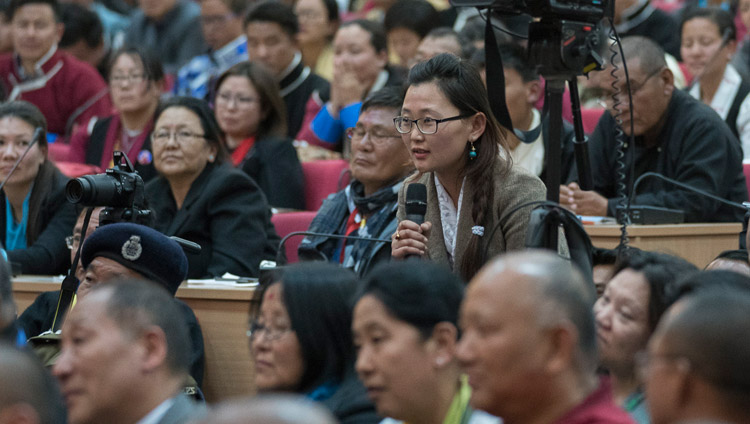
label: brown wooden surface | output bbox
[585,223,742,267]
[12,278,258,403]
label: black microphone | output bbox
[0,126,42,193]
[405,183,427,224]
[275,230,392,265]
[404,183,427,259]
[630,172,747,212]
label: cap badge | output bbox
[122,235,143,261]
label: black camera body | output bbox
[66,151,151,225]
[449,0,610,23]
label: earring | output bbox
[469,140,477,160]
[208,155,215,161]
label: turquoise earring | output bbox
[469,140,477,160]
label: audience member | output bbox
[301,19,405,149]
[146,97,279,278]
[457,250,635,423]
[560,36,747,222]
[392,54,545,281]
[299,87,412,275]
[69,47,163,182]
[19,222,206,387]
[0,0,112,140]
[0,101,76,275]
[611,0,681,59]
[643,289,750,424]
[53,279,207,424]
[704,249,750,275]
[681,7,750,157]
[383,0,439,67]
[0,343,67,424]
[124,0,207,75]
[497,42,576,181]
[673,268,750,298]
[244,1,329,138]
[15,206,101,339]
[213,61,304,209]
[411,27,467,67]
[58,3,107,77]
[352,260,499,424]
[250,263,379,423]
[198,395,337,424]
[294,0,338,81]
[66,0,129,51]
[173,0,247,100]
[595,249,697,424]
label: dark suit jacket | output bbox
[3,164,77,275]
[155,393,207,424]
[320,370,381,424]
[238,135,304,210]
[146,163,280,278]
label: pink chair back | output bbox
[302,159,350,211]
[271,211,317,263]
[743,163,750,197]
[581,108,605,135]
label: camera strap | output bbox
[50,207,92,332]
[483,9,513,132]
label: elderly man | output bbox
[298,87,412,276]
[560,36,747,222]
[53,279,206,424]
[0,343,67,424]
[643,289,750,424]
[457,250,634,423]
[18,222,205,388]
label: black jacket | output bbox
[578,89,748,222]
[17,290,206,387]
[146,163,280,278]
[238,135,304,210]
[281,58,330,138]
[4,165,77,275]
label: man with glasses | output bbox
[643,288,750,424]
[299,87,413,276]
[559,36,747,222]
[0,0,112,140]
[173,0,247,100]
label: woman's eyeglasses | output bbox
[393,114,473,135]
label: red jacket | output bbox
[0,47,112,140]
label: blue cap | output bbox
[81,223,188,295]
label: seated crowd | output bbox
[1,0,750,423]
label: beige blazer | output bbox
[397,162,546,273]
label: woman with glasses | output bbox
[298,87,413,276]
[352,261,499,424]
[0,101,76,275]
[295,0,339,81]
[145,96,279,278]
[250,262,379,424]
[391,53,546,281]
[69,47,163,182]
[214,62,304,209]
[594,249,696,424]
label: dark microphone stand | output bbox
[276,231,392,266]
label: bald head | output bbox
[618,36,668,75]
[198,395,337,424]
[0,343,66,424]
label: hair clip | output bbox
[472,226,484,237]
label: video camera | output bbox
[65,151,151,225]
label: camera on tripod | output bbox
[65,151,151,225]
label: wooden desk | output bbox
[585,223,742,267]
[12,278,258,403]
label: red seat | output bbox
[301,159,350,211]
[271,211,317,263]
[580,108,605,135]
[743,163,750,197]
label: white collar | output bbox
[434,174,465,268]
[278,51,302,81]
[134,397,176,424]
[17,44,57,79]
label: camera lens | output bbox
[65,175,124,206]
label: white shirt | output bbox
[134,397,175,424]
[689,64,750,159]
[510,108,545,176]
[434,174,465,268]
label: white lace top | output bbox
[434,174,466,268]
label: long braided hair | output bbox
[407,54,513,281]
